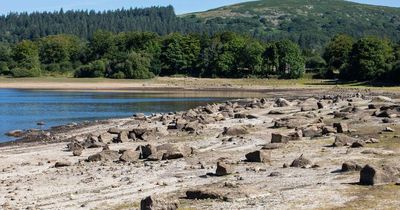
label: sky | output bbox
[0,0,399,15]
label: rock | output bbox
[262,143,283,150]
[98,133,114,144]
[333,122,349,133]
[136,144,156,159]
[351,140,366,148]
[186,189,224,200]
[133,113,146,120]
[341,161,362,172]
[55,161,72,168]
[223,126,249,136]
[269,172,281,177]
[120,150,140,162]
[302,126,322,138]
[246,114,258,119]
[372,96,393,103]
[322,126,337,135]
[131,127,156,141]
[84,135,105,148]
[290,155,312,168]
[67,141,84,152]
[108,127,123,134]
[275,98,291,107]
[215,162,234,176]
[140,195,179,210]
[72,147,83,156]
[382,118,395,124]
[383,127,394,132]
[271,133,289,143]
[234,113,247,119]
[333,134,357,147]
[365,138,380,144]
[156,143,191,160]
[115,131,129,143]
[245,150,271,163]
[87,150,120,162]
[360,164,399,185]
[5,130,24,137]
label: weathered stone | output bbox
[136,144,156,159]
[215,162,234,176]
[372,96,393,103]
[131,127,156,141]
[67,141,84,151]
[98,133,114,144]
[156,143,191,160]
[119,150,140,162]
[351,140,366,148]
[322,126,337,135]
[275,98,291,107]
[290,155,311,168]
[245,150,271,163]
[186,189,224,200]
[271,133,289,143]
[87,150,119,162]
[55,161,71,168]
[360,164,399,185]
[223,126,249,136]
[333,134,357,147]
[234,113,247,119]
[108,127,123,134]
[140,195,179,210]
[333,122,348,133]
[341,161,362,172]
[383,127,395,132]
[302,126,322,138]
[72,147,83,156]
[261,143,283,150]
[115,131,129,143]
[5,130,24,137]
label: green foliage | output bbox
[341,36,394,80]
[11,67,41,77]
[38,34,83,65]
[113,52,154,79]
[12,40,41,70]
[74,60,107,78]
[160,33,201,75]
[323,34,354,72]
[273,40,305,79]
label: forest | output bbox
[0,31,305,79]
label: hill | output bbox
[184,0,400,50]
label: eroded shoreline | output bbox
[1,88,400,210]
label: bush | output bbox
[74,60,106,78]
[0,61,10,75]
[11,67,41,77]
[111,71,125,79]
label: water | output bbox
[0,89,228,142]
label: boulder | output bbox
[54,161,72,168]
[341,161,362,172]
[271,133,290,143]
[72,147,83,156]
[222,126,249,136]
[87,150,119,162]
[234,113,247,119]
[245,150,271,163]
[215,162,234,176]
[84,135,105,148]
[302,126,322,138]
[359,164,399,185]
[351,140,366,148]
[372,96,393,103]
[333,122,348,133]
[115,131,129,143]
[156,143,191,160]
[275,98,291,107]
[131,127,156,141]
[67,141,84,152]
[290,155,312,168]
[120,150,140,162]
[333,134,357,147]
[186,189,224,200]
[136,144,156,159]
[98,133,114,144]
[140,195,179,210]
[5,130,24,137]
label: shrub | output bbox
[11,67,41,77]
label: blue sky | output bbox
[0,0,399,15]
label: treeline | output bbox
[0,31,305,79]
[322,34,400,83]
[0,6,218,43]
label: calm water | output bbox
[0,89,228,142]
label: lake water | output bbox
[0,89,229,143]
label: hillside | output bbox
[185,0,400,50]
